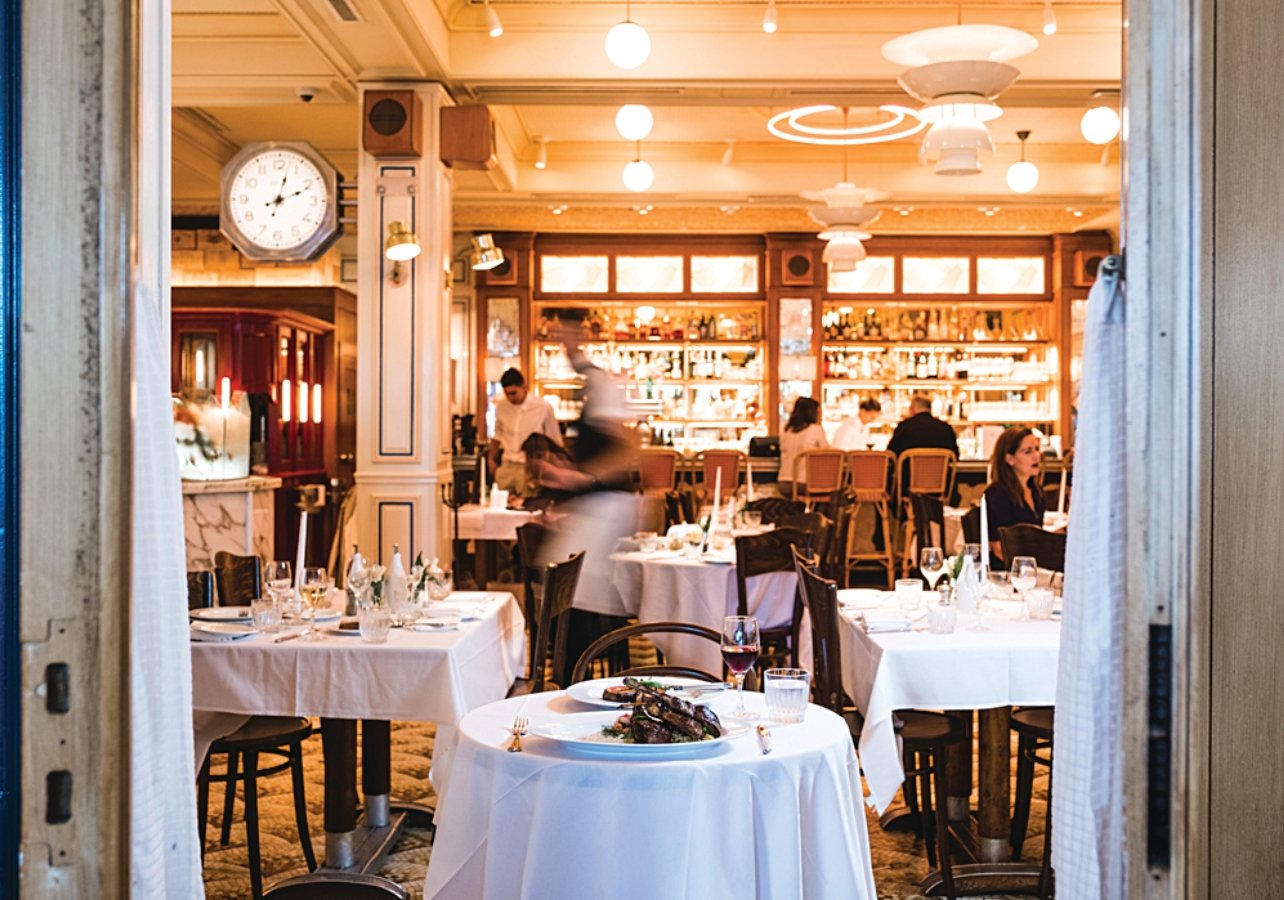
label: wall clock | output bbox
[219,141,342,261]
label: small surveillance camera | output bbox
[297,86,318,103]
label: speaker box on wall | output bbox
[440,105,497,170]
[781,250,815,286]
[363,90,423,158]
[1073,249,1107,287]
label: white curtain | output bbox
[1052,257,1126,898]
[129,285,205,898]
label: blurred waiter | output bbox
[489,368,562,498]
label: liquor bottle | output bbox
[927,310,939,341]
[915,353,928,379]
[841,313,853,340]
[912,313,928,341]
[926,351,939,379]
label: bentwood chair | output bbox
[845,451,897,588]
[569,621,727,685]
[213,551,263,606]
[733,526,815,671]
[791,448,846,509]
[1010,707,1056,898]
[636,448,683,494]
[692,449,744,503]
[515,522,551,678]
[664,489,695,529]
[792,554,958,895]
[998,524,1067,574]
[744,496,805,525]
[895,448,958,505]
[508,550,585,696]
[187,570,216,610]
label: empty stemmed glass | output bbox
[264,560,295,619]
[919,547,946,591]
[1011,556,1038,619]
[721,615,761,720]
[346,565,370,613]
[300,566,331,640]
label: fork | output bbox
[507,716,529,752]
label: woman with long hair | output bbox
[982,426,1046,566]
[778,396,828,497]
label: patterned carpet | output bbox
[200,718,1049,899]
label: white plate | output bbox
[529,709,745,759]
[565,677,726,709]
[446,591,493,604]
[190,622,257,642]
[838,589,886,610]
[323,625,365,637]
[702,556,734,566]
[190,606,251,622]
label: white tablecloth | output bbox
[424,691,876,900]
[838,593,1060,812]
[191,592,526,788]
[455,505,537,541]
[578,550,804,674]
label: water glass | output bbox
[427,571,453,603]
[1025,587,1056,621]
[358,603,392,643]
[919,546,946,590]
[927,602,957,634]
[895,578,924,611]
[1011,556,1039,597]
[250,597,281,634]
[708,530,733,553]
[764,668,811,723]
[636,531,659,553]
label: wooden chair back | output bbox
[792,547,845,716]
[897,448,958,501]
[961,506,982,544]
[999,524,1067,573]
[213,551,262,606]
[637,448,681,493]
[847,450,895,500]
[530,550,585,693]
[776,513,834,572]
[909,494,947,557]
[569,621,725,685]
[694,449,744,501]
[744,497,805,525]
[187,571,215,610]
[664,490,694,528]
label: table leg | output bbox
[322,718,359,869]
[977,706,1011,863]
[362,720,391,828]
[945,710,973,823]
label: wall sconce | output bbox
[385,220,421,286]
[470,233,505,271]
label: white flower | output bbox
[367,564,387,583]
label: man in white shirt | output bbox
[489,368,562,497]
[831,398,882,451]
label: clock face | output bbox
[220,142,341,261]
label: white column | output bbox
[353,83,454,566]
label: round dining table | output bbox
[423,691,876,900]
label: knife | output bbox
[273,631,303,644]
[756,724,773,755]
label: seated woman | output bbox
[983,426,1046,568]
[520,432,577,508]
[777,396,828,498]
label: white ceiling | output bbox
[172,0,1123,233]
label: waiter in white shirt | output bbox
[830,398,882,451]
[489,368,562,497]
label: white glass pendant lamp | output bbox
[1006,130,1039,193]
[605,1,650,69]
[615,104,653,141]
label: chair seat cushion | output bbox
[1011,706,1054,739]
[211,715,312,751]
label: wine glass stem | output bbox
[735,672,746,714]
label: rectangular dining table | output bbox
[190,591,526,898]
[838,593,1060,895]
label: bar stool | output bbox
[1010,706,1055,898]
[845,450,896,588]
[791,448,846,510]
[692,449,744,504]
[636,447,682,494]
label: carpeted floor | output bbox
[200,718,1049,900]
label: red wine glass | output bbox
[721,615,761,720]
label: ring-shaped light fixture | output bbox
[767,104,926,146]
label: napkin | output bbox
[410,619,460,632]
[856,613,911,633]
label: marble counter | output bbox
[182,475,281,570]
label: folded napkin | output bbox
[857,613,912,633]
[423,604,485,621]
[410,619,460,632]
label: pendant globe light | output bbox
[615,104,654,141]
[622,142,654,192]
[1081,90,1121,144]
[605,0,650,70]
[1006,130,1039,193]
